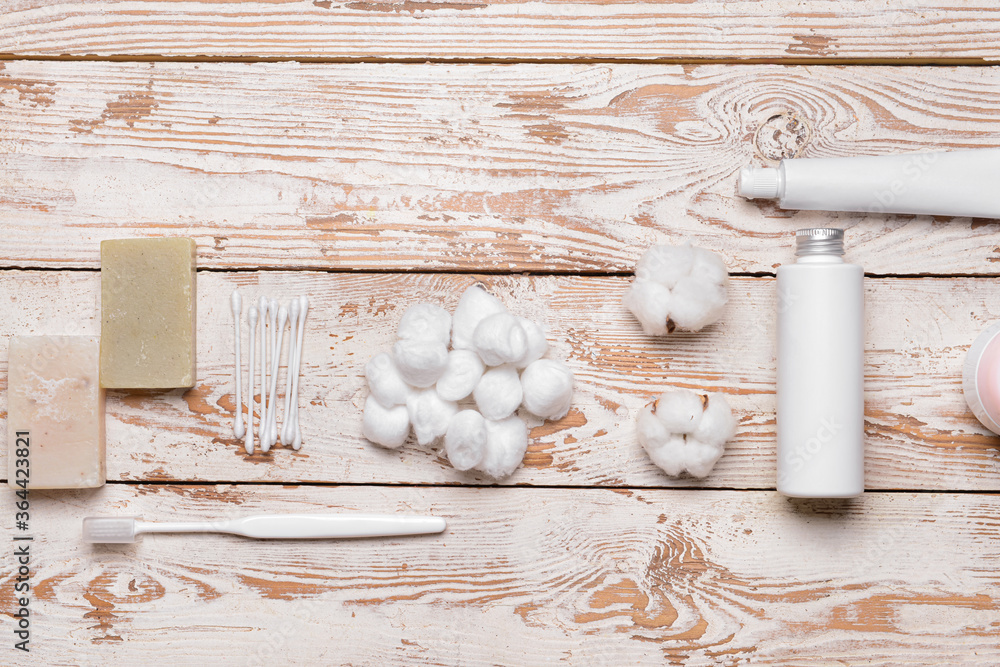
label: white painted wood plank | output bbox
[4,485,998,664]
[3,62,1000,274]
[2,1,1000,61]
[1,270,997,490]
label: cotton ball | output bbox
[473,365,523,421]
[654,389,704,434]
[362,395,410,449]
[520,359,574,420]
[668,275,727,332]
[452,284,508,350]
[635,243,694,289]
[365,352,411,407]
[393,338,449,388]
[406,389,458,446]
[513,317,548,369]
[623,280,673,336]
[683,437,724,478]
[692,393,737,447]
[444,410,487,471]
[473,313,528,367]
[398,303,452,346]
[477,415,528,479]
[436,349,485,402]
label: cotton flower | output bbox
[653,389,704,434]
[477,415,529,479]
[691,393,738,448]
[362,395,410,449]
[445,410,487,471]
[520,359,574,420]
[393,338,449,388]
[623,281,673,336]
[365,352,412,407]
[473,313,527,366]
[397,303,452,346]
[637,389,736,478]
[436,349,485,402]
[452,284,508,351]
[625,243,728,335]
[473,365,523,421]
[406,389,458,446]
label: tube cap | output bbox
[738,166,780,199]
[795,228,844,257]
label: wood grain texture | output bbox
[2,1,1000,62]
[2,485,997,664]
[1,270,997,490]
[4,62,1000,274]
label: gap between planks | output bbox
[2,54,1000,66]
[29,478,1000,495]
[4,267,1000,281]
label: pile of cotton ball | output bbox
[636,389,736,478]
[363,284,575,479]
[624,243,729,335]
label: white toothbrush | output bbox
[83,513,447,544]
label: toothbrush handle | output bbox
[226,514,447,539]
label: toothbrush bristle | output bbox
[82,517,139,543]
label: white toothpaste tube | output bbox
[738,148,1000,218]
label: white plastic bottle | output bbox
[776,228,864,498]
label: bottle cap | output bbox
[795,228,845,257]
[738,166,780,199]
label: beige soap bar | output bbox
[101,237,197,388]
[7,336,106,490]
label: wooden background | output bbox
[2,2,1000,664]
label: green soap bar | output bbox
[100,237,197,388]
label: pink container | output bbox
[963,321,1000,435]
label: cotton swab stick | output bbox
[245,306,258,455]
[266,298,281,447]
[290,295,309,450]
[231,291,245,439]
[262,304,288,452]
[83,513,448,543]
[280,299,300,446]
[257,296,268,443]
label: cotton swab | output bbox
[257,296,268,444]
[231,291,245,439]
[262,304,288,452]
[280,299,300,445]
[282,296,306,447]
[235,294,310,454]
[245,306,258,455]
[83,513,448,543]
[290,295,309,450]
[267,299,279,448]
